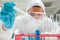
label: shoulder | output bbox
[14,14,28,24]
[14,15,24,24]
[15,15,24,21]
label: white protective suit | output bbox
[0,7,14,40]
[14,0,60,40]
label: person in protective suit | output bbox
[14,0,60,40]
[0,2,16,40]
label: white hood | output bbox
[27,0,46,14]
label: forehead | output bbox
[29,7,44,12]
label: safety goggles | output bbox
[29,12,45,17]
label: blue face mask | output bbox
[0,2,16,29]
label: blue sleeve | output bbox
[0,2,16,29]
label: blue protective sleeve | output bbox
[0,2,16,29]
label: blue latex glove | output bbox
[0,2,16,29]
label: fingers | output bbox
[1,24,7,31]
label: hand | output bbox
[0,21,6,31]
[1,24,6,31]
[0,2,16,29]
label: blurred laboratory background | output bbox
[0,0,60,25]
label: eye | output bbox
[38,14,40,16]
[30,13,34,16]
[38,14,43,16]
